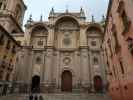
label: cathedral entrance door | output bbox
[61,70,72,92]
[94,75,103,92]
[31,75,40,93]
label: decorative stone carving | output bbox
[63,37,71,46]
[63,57,71,65]
[36,57,41,64]
[58,21,78,30]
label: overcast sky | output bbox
[23,0,109,24]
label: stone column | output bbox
[24,28,31,46]
[80,25,87,47]
[44,49,54,85]
[24,47,33,82]
[47,25,55,47]
[44,24,55,85]
[79,24,90,88]
[88,50,94,91]
[80,48,90,88]
[41,51,46,82]
[54,51,60,88]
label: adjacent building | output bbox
[0,25,21,96]
[103,0,133,100]
[0,0,26,45]
[0,0,25,95]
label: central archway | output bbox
[61,70,72,92]
[31,75,40,93]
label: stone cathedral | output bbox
[0,0,107,93]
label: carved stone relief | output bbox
[63,57,71,65]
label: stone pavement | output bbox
[0,93,112,100]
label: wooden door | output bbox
[61,71,72,92]
[94,76,103,92]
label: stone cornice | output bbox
[0,13,24,33]
[79,46,89,49]
[79,24,87,28]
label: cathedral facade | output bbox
[0,0,107,93]
[14,9,107,93]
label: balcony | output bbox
[122,20,131,35]
[127,37,133,55]
[0,9,15,18]
[128,45,133,55]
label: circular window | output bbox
[63,38,71,46]
[63,57,71,65]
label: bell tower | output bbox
[0,0,27,33]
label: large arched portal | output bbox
[94,75,103,92]
[61,70,72,92]
[31,75,40,93]
[54,16,80,49]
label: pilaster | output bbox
[80,48,90,88]
[44,48,54,85]
[80,24,87,47]
[47,24,55,47]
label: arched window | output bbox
[30,25,48,48]
[86,25,103,47]
[0,2,2,9]
[0,0,6,10]
[3,3,6,10]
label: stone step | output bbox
[0,93,112,100]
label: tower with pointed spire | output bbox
[40,14,43,22]
[80,7,86,20]
[91,15,95,23]
[49,7,55,17]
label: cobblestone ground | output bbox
[0,93,112,100]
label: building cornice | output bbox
[0,24,21,47]
[0,13,24,33]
